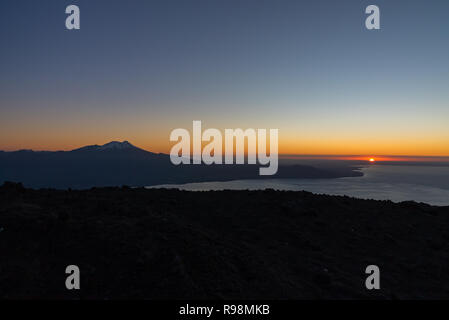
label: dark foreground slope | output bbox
[1,182,449,299]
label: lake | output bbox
[150,165,449,206]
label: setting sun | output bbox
[369,158,375,162]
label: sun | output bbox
[369,158,375,162]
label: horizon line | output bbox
[2,142,449,162]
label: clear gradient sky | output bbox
[1,0,448,156]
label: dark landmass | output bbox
[366,161,449,167]
[0,141,361,189]
[1,182,449,299]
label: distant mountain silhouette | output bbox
[72,140,145,152]
[0,141,361,189]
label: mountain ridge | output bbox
[71,140,149,153]
[0,141,362,189]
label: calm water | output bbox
[151,165,449,206]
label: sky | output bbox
[1,0,448,156]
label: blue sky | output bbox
[1,0,448,155]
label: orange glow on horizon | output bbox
[1,127,449,162]
[280,154,449,162]
[1,140,449,162]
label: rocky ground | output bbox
[1,182,449,299]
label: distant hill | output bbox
[0,141,361,189]
[71,140,147,152]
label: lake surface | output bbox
[150,165,449,206]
